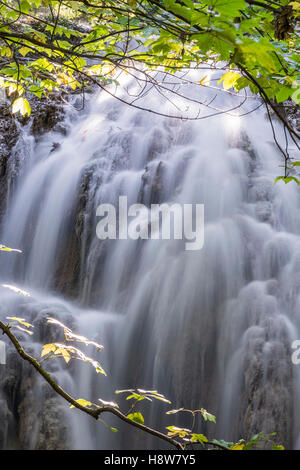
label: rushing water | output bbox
[0,70,300,449]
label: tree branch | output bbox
[236,62,300,141]
[245,0,277,12]
[0,320,184,450]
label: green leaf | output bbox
[205,0,247,16]
[275,176,300,185]
[211,439,233,449]
[127,412,144,425]
[200,408,216,423]
[275,86,293,103]
[166,426,191,438]
[98,418,118,432]
[116,388,170,403]
[190,433,208,445]
[126,393,150,402]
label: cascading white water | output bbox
[0,69,300,449]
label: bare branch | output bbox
[0,320,184,450]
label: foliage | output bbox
[0,244,286,450]
[0,1,298,184]
[116,388,171,403]
[6,316,34,335]
[41,318,106,374]
[0,0,298,119]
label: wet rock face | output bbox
[0,105,19,220]
[53,209,82,299]
[0,107,19,168]
[0,95,71,449]
[0,309,71,450]
[0,352,69,450]
[0,95,67,221]
[18,382,69,450]
[52,164,96,299]
[241,333,293,448]
[30,98,66,137]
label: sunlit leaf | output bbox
[10,325,33,335]
[0,245,22,253]
[218,71,241,91]
[200,408,216,423]
[98,399,119,408]
[166,408,184,415]
[41,343,57,357]
[41,339,106,373]
[7,317,33,329]
[70,398,93,408]
[275,176,300,185]
[0,284,30,296]
[127,412,144,425]
[166,426,191,438]
[190,433,208,445]
[12,97,31,117]
[231,443,245,450]
[47,318,103,350]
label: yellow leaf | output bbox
[12,325,33,335]
[19,47,31,57]
[7,317,33,328]
[0,284,30,296]
[1,46,13,58]
[12,97,31,117]
[218,71,241,91]
[3,83,24,96]
[290,1,300,10]
[231,443,245,450]
[41,343,57,357]
[70,398,93,408]
[0,244,22,253]
[54,347,71,363]
[199,75,210,86]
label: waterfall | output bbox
[0,70,299,450]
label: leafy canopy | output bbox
[0,0,299,119]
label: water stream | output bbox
[0,71,299,449]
